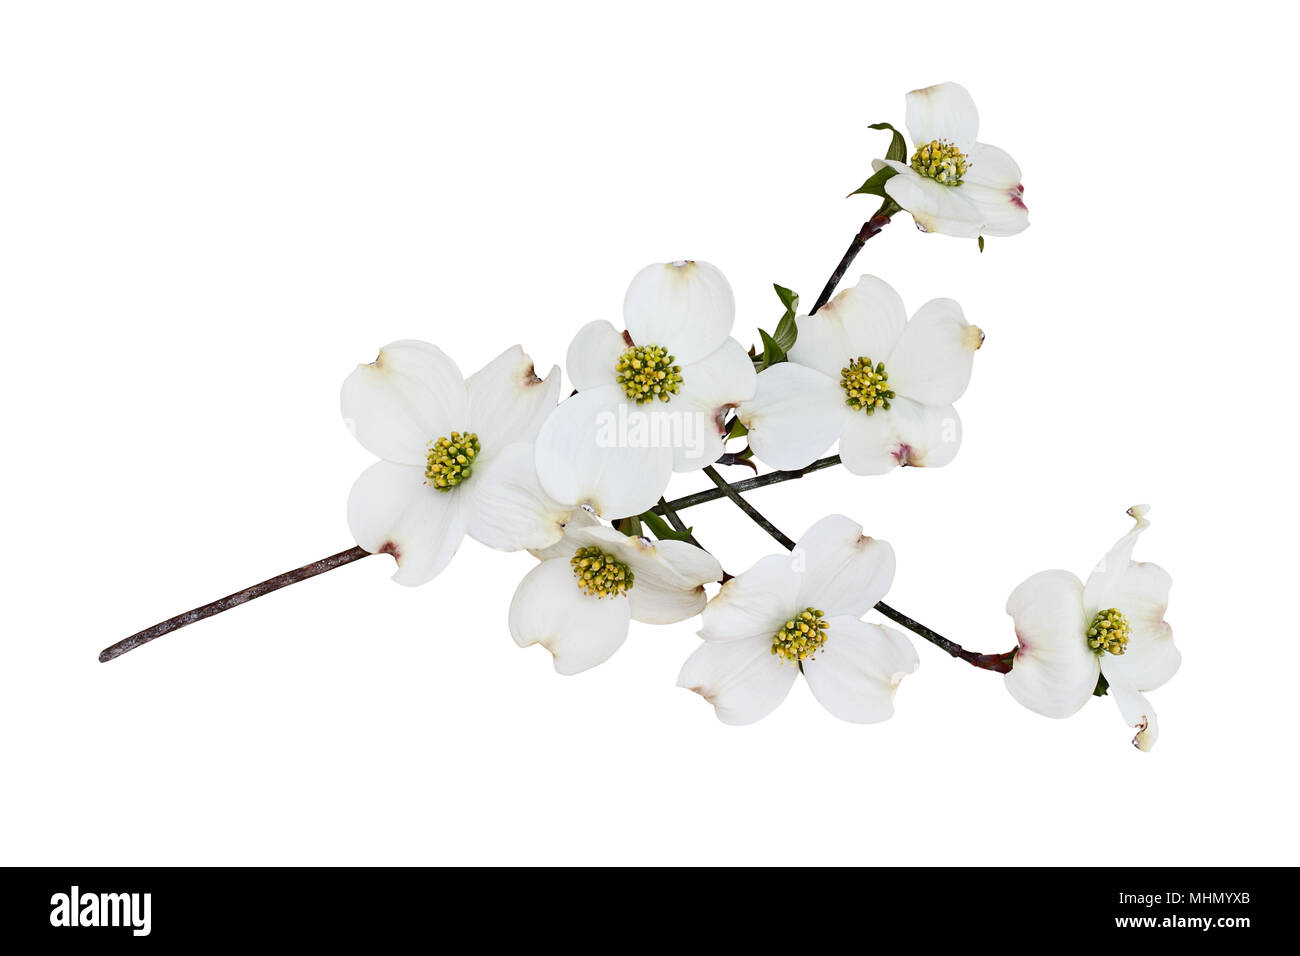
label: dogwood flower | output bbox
[534,261,757,519]
[677,514,918,724]
[875,82,1028,238]
[1004,506,1177,751]
[342,341,570,586]
[737,275,981,474]
[510,510,724,674]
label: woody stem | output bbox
[98,547,374,663]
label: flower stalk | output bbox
[808,200,897,315]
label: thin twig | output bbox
[872,602,1013,673]
[652,455,841,515]
[702,466,796,549]
[809,201,897,315]
[99,546,373,663]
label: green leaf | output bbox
[639,511,696,542]
[850,123,907,197]
[774,310,798,352]
[978,235,985,254]
[868,121,908,162]
[773,283,799,313]
[850,164,897,198]
[758,328,786,369]
[772,283,799,352]
[727,417,749,440]
[1093,672,1110,698]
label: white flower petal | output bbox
[677,635,797,725]
[346,460,466,586]
[530,508,601,560]
[1092,566,1179,692]
[626,537,722,625]
[837,397,963,474]
[509,557,631,675]
[886,298,981,407]
[962,183,1029,237]
[341,340,469,466]
[881,163,984,238]
[788,275,908,379]
[790,514,895,619]
[534,385,675,518]
[1003,570,1097,718]
[671,337,758,470]
[1102,667,1160,752]
[905,81,980,153]
[623,260,735,365]
[566,320,626,391]
[466,345,561,451]
[739,362,845,471]
[1083,505,1150,608]
[966,142,1022,188]
[460,442,570,551]
[699,553,802,643]
[802,620,919,723]
[648,538,726,587]
[1084,506,1178,691]
[630,583,709,628]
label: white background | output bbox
[2,1,1296,866]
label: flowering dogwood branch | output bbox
[97,82,1171,746]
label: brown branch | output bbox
[99,546,374,663]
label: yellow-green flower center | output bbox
[571,546,634,598]
[841,356,894,414]
[910,139,969,186]
[1087,608,1131,656]
[425,430,480,491]
[771,607,830,664]
[616,344,683,404]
